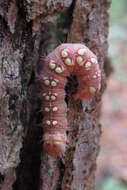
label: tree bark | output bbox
[0,0,111,190]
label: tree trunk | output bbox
[0,0,111,190]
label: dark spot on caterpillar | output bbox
[40,43,101,157]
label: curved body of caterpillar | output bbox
[40,43,101,157]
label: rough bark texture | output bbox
[0,0,111,190]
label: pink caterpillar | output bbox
[40,43,101,157]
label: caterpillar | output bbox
[40,43,101,157]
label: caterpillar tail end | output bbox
[43,141,66,158]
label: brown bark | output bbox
[0,0,111,190]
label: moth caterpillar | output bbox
[40,43,101,157]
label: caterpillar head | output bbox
[43,133,66,157]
